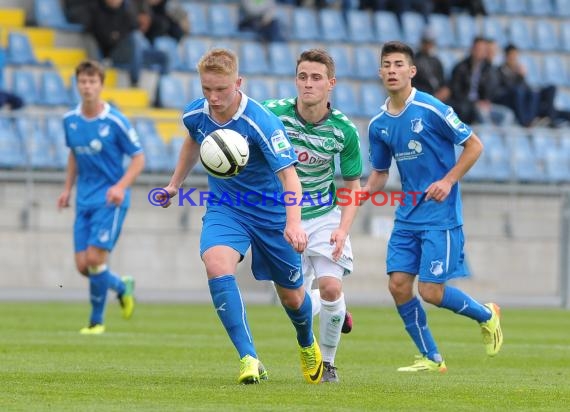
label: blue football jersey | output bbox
[182,93,297,228]
[63,103,143,208]
[368,88,472,230]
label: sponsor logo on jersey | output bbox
[271,129,291,153]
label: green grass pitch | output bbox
[1,302,569,411]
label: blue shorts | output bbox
[74,205,128,253]
[200,210,303,289]
[386,227,469,283]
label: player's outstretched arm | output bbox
[278,165,307,253]
[162,137,200,207]
[361,170,389,202]
[57,151,77,210]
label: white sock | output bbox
[319,294,346,364]
[310,288,321,317]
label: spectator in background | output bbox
[85,0,168,86]
[134,0,188,44]
[239,0,287,42]
[448,36,514,125]
[63,0,93,27]
[412,29,450,103]
[0,90,24,110]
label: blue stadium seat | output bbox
[6,32,39,65]
[275,80,296,99]
[507,19,535,50]
[360,83,386,118]
[239,42,269,75]
[157,75,188,109]
[555,0,570,17]
[506,133,545,182]
[268,42,296,76]
[481,17,508,47]
[208,4,240,38]
[528,0,554,16]
[542,54,569,87]
[188,76,203,102]
[0,116,25,169]
[560,21,570,52]
[181,38,209,72]
[531,129,558,160]
[328,45,353,79]
[346,9,375,44]
[401,12,426,47]
[534,20,559,52]
[181,3,210,36]
[438,49,460,80]
[34,0,83,31]
[69,74,80,106]
[374,11,402,43]
[478,130,511,182]
[427,14,456,48]
[544,148,570,183]
[39,71,70,106]
[45,115,68,169]
[481,0,503,14]
[503,0,526,15]
[11,70,40,105]
[292,8,320,41]
[136,120,170,173]
[518,54,541,87]
[454,14,477,49]
[15,117,58,169]
[154,36,185,72]
[459,144,489,182]
[244,78,274,103]
[332,83,360,116]
[354,45,379,80]
[318,8,347,42]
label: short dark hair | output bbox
[75,60,105,83]
[296,48,336,79]
[380,41,414,64]
[504,44,518,54]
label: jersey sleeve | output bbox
[439,106,473,145]
[116,117,143,157]
[254,115,298,173]
[368,119,391,171]
[339,123,362,180]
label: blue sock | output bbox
[283,291,313,348]
[106,271,126,296]
[397,297,442,362]
[88,271,109,325]
[439,285,492,323]
[208,275,256,359]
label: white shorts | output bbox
[302,207,353,284]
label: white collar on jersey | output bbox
[381,87,417,112]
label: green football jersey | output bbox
[264,98,363,219]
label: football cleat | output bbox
[238,355,260,384]
[321,362,339,383]
[118,276,135,320]
[79,324,105,335]
[299,336,323,384]
[480,303,503,356]
[258,360,269,381]
[397,356,447,373]
[341,311,353,334]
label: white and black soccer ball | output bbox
[199,129,250,178]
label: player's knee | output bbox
[418,283,443,305]
[318,281,342,302]
[280,288,305,310]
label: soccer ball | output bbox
[199,129,250,178]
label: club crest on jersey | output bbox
[271,129,291,153]
[323,137,336,151]
[430,260,444,276]
[411,118,423,133]
[288,268,301,283]
[98,124,110,137]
